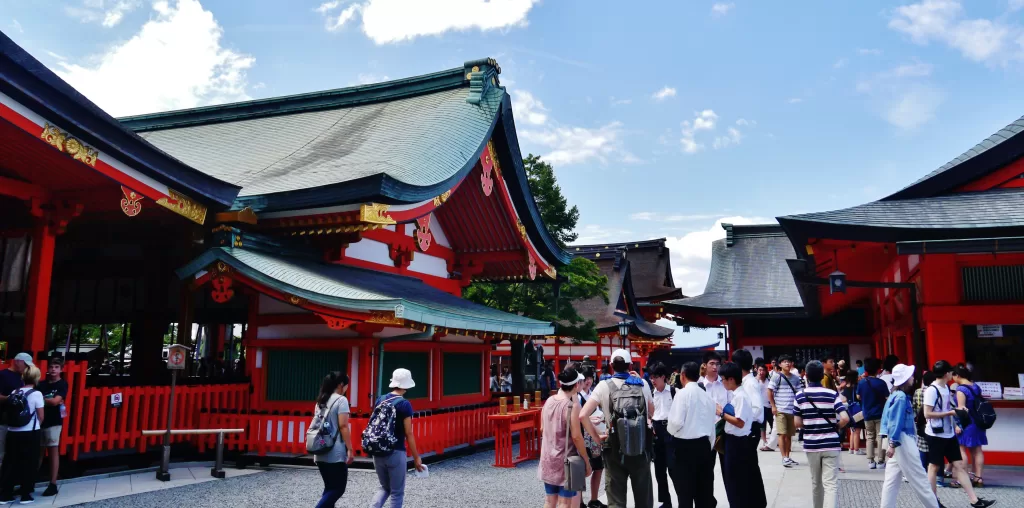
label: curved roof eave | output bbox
[494,93,573,266]
[0,32,240,206]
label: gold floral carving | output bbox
[288,295,305,306]
[516,219,527,241]
[359,203,396,225]
[366,311,404,325]
[156,188,208,225]
[40,123,98,167]
[487,141,501,175]
[215,261,230,273]
[432,190,452,207]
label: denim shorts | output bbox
[544,483,577,498]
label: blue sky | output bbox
[6,0,1024,346]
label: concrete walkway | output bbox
[2,465,262,507]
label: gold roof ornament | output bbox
[156,188,208,225]
[359,203,396,225]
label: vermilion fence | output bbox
[3,361,502,461]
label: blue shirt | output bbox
[881,390,916,447]
[0,369,21,397]
[856,376,889,421]
[375,393,413,451]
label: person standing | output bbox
[756,363,774,451]
[579,367,607,508]
[793,361,849,508]
[0,365,45,504]
[540,367,591,508]
[732,350,767,506]
[953,366,987,488]
[913,371,937,483]
[720,361,767,508]
[841,370,864,456]
[879,364,939,508]
[666,362,716,508]
[368,369,426,508]
[0,353,31,469]
[649,362,675,508]
[879,355,899,392]
[501,366,512,392]
[924,361,994,508]
[857,357,889,469]
[580,349,654,508]
[698,351,727,469]
[856,360,865,377]
[37,358,68,497]
[821,356,838,392]
[768,354,802,467]
[312,372,354,508]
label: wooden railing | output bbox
[3,360,507,461]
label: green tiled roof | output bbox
[178,246,554,336]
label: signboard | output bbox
[166,344,188,370]
[976,325,1003,338]
[1004,387,1023,400]
[1018,373,1024,388]
[976,381,1003,400]
[110,392,123,408]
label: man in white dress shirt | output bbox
[649,362,675,508]
[698,351,727,471]
[667,362,716,508]
[723,356,768,508]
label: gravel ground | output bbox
[839,479,1022,508]
[71,450,545,508]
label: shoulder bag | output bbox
[563,403,587,493]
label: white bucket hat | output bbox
[892,364,916,388]
[389,368,416,390]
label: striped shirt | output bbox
[794,385,848,452]
[768,371,803,414]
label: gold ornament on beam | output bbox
[366,311,404,326]
[432,190,452,207]
[516,219,527,241]
[156,188,208,225]
[40,123,98,167]
[359,203,396,225]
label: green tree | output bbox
[464,155,607,341]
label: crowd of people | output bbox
[537,349,999,508]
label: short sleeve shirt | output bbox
[8,387,44,432]
[724,389,753,436]
[589,377,653,429]
[376,393,414,451]
[924,383,954,438]
[36,379,68,429]
[313,394,351,464]
[769,372,803,414]
[794,386,847,452]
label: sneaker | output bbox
[0,495,13,504]
[855,450,866,455]
[588,501,607,508]
[869,462,877,469]
[41,485,57,498]
[903,476,909,483]
[970,499,995,508]
[782,458,793,468]
[878,462,886,469]
[18,494,33,504]
[785,457,799,466]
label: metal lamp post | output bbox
[617,320,630,349]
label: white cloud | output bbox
[353,72,391,85]
[889,0,1022,64]
[787,97,803,104]
[857,48,883,55]
[652,86,677,101]
[1012,0,1024,11]
[735,118,755,126]
[629,212,727,222]
[515,90,637,166]
[56,0,255,117]
[711,2,735,16]
[573,224,634,245]
[692,109,718,130]
[511,90,548,126]
[10,19,23,33]
[857,63,944,130]
[65,0,141,27]
[713,127,742,149]
[833,58,848,69]
[46,51,68,61]
[316,0,539,43]
[609,96,632,106]
[664,216,772,296]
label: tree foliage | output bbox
[464,154,607,342]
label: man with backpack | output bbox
[0,353,31,469]
[580,349,655,508]
[0,364,45,504]
[857,357,890,469]
[363,368,425,508]
[649,362,675,508]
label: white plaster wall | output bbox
[405,213,451,248]
[849,344,872,364]
[408,253,449,278]
[257,324,358,339]
[346,238,392,266]
[987,408,1024,451]
[258,294,310,314]
[741,346,765,361]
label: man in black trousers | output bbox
[667,362,717,508]
[649,362,675,508]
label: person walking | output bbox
[756,363,774,451]
[913,371,938,484]
[312,372,354,508]
[666,362,716,508]
[857,357,889,469]
[768,354,802,467]
[879,364,940,508]
[579,367,607,508]
[841,370,864,456]
[649,362,675,508]
[580,349,654,508]
[540,366,591,508]
[37,358,68,497]
[793,361,849,508]
[953,365,987,488]
[720,361,767,508]
[0,365,45,504]
[368,368,426,508]
[924,361,994,508]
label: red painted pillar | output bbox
[23,221,56,357]
[925,321,964,367]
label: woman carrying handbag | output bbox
[539,366,591,508]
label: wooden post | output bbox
[24,220,56,357]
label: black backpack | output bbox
[4,389,37,428]
[968,385,997,430]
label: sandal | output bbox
[759,445,773,452]
[948,480,962,488]
[972,477,983,488]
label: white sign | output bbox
[976,325,1003,338]
[1004,387,1023,400]
[110,393,123,408]
[394,304,405,319]
[976,381,1003,400]
[1018,373,1024,388]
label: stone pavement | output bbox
[26,442,1020,507]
